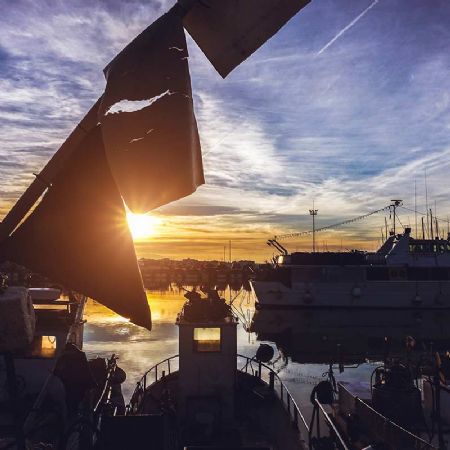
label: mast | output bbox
[430,208,434,239]
[390,199,402,235]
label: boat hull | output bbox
[251,278,450,309]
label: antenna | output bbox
[430,208,434,239]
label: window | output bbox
[31,335,57,358]
[193,328,221,352]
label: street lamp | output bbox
[309,207,318,252]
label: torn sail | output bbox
[183,0,311,78]
[0,126,151,330]
[100,9,203,213]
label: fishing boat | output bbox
[249,301,450,449]
[99,290,309,450]
[0,285,85,448]
[319,356,450,450]
[251,227,450,310]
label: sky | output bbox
[1,0,450,261]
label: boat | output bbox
[322,356,450,450]
[249,303,450,449]
[0,285,85,448]
[97,290,309,450]
[0,282,129,449]
[251,227,450,309]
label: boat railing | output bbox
[236,354,310,436]
[127,354,180,414]
[339,382,436,450]
[127,354,356,449]
[354,397,436,450]
[127,354,310,436]
[310,399,349,450]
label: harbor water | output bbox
[82,286,395,414]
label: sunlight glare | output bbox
[126,212,160,240]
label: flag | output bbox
[183,0,311,78]
[99,9,203,213]
[0,126,151,330]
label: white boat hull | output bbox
[251,279,450,309]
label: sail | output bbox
[99,9,203,213]
[183,0,311,78]
[0,126,151,330]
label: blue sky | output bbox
[1,0,450,260]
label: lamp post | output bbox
[309,207,318,252]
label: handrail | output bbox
[127,352,310,436]
[236,354,310,433]
[314,399,349,450]
[354,397,437,450]
[127,354,180,413]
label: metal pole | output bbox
[390,200,402,236]
[309,206,318,252]
[414,179,418,238]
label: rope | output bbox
[275,204,391,240]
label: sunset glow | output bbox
[126,212,160,240]
[2,1,450,262]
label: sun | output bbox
[126,212,160,240]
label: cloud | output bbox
[2,0,450,260]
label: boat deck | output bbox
[135,370,305,450]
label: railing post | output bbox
[259,361,262,379]
[269,371,275,390]
[280,383,283,402]
[168,359,171,374]
[155,365,158,382]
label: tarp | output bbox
[100,9,203,213]
[0,126,151,330]
[183,0,311,78]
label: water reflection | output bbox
[83,287,255,399]
[250,308,450,365]
[83,286,450,412]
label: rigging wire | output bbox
[275,204,392,240]
[400,205,449,225]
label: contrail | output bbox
[317,0,379,55]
